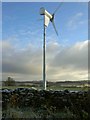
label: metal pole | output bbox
[43,16,46,90]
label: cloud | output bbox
[67,12,86,30]
[2,39,88,81]
[2,40,42,72]
[50,40,88,68]
[49,40,88,80]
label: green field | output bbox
[1,85,88,91]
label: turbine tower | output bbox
[40,3,63,90]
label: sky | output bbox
[2,0,90,2]
[1,2,89,81]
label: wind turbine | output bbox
[40,3,63,90]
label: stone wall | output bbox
[1,88,89,119]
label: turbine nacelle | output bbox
[40,7,52,20]
[40,7,58,35]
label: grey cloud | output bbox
[2,40,42,75]
[2,40,88,81]
[50,40,88,71]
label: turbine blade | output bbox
[52,20,58,36]
[53,2,63,15]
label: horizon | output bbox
[1,78,89,82]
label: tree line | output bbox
[3,77,16,86]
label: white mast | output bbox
[39,4,62,89]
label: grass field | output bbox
[2,106,77,119]
[1,85,88,91]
